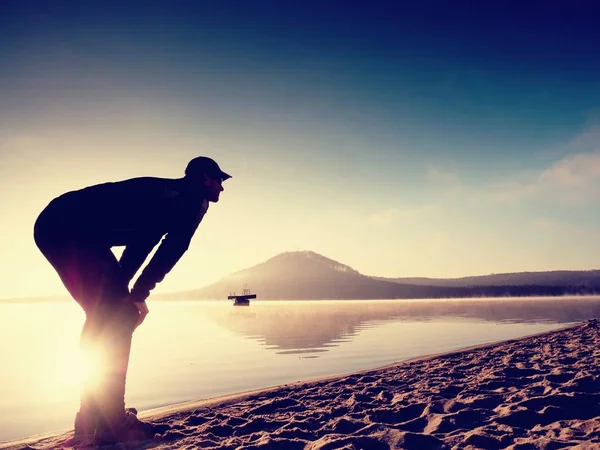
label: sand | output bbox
[2,319,599,450]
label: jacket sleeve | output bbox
[129,200,208,302]
[119,236,162,285]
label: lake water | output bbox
[1,296,599,442]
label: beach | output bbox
[3,320,599,450]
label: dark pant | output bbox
[34,208,138,434]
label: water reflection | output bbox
[212,297,600,356]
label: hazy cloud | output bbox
[482,123,600,205]
[426,165,462,187]
[489,150,600,205]
[531,218,562,231]
[365,204,437,226]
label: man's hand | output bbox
[133,301,149,330]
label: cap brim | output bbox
[220,171,232,180]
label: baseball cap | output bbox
[185,156,232,181]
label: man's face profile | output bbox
[204,174,224,203]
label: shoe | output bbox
[93,411,170,446]
[91,408,137,446]
[68,410,96,445]
[120,411,163,442]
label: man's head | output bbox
[184,156,231,202]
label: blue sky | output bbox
[1,1,599,298]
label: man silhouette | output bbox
[34,156,230,444]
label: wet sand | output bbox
[3,320,599,449]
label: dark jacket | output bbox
[36,177,209,302]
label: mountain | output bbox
[181,251,458,300]
[375,271,600,287]
[177,251,600,300]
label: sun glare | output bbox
[50,347,101,393]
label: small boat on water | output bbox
[228,287,257,306]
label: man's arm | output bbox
[119,237,161,285]
[129,231,195,302]
[129,200,208,303]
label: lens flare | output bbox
[51,347,103,393]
